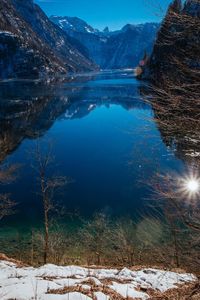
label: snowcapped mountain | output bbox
[50,16,159,69]
[51,16,99,34]
[0,0,97,79]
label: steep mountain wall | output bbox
[0,0,97,79]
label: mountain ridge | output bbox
[50,15,159,69]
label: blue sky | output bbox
[35,0,172,31]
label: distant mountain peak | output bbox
[121,22,158,32]
[50,16,98,34]
[103,26,109,33]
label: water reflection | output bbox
[150,91,200,164]
[0,72,148,163]
[0,81,69,162]
[140,84,200,212]
[3,70,199,229]
[0,72,159,226]
[1,72,200,268]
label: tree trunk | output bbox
[172,228,180,268]
[44,199,49,265]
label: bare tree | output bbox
[80,213,115,265]
[136,0,200,271]
[145,168,200,273]
[33,142,67,264]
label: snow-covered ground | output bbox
[0,260,196,300]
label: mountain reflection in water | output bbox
[0,70,198,230]
[0,71,147,162]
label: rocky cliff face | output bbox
[104,23,159,70]
[51,16,159,69]
[0,0,97,79]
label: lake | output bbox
[0,70,186,233]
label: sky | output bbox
[35,0,172,31]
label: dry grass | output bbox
[0,252,27,268]
[48,284,126,300]
[47,282,200,300]
[148,282,200,300]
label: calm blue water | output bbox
[0,70,184,230]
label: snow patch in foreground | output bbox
[0,261,196,300]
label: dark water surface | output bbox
[0,70,184,232]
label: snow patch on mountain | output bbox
[50,16,159,69]
[51,16,98,34]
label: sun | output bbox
[178,173,200,199]
[186,179,199,193]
